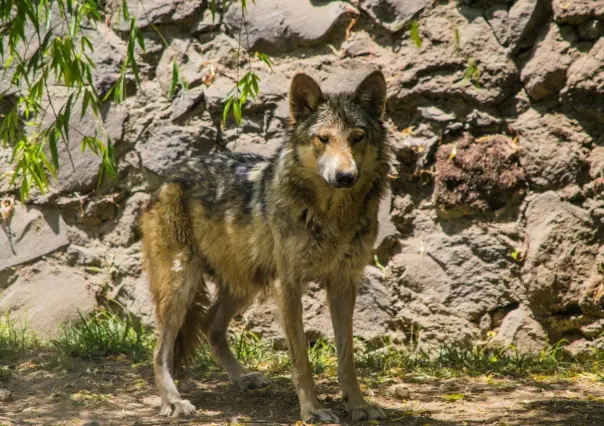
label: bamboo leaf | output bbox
[64,92,74,141]
[222,96,233,127]
[122,0,130,20]
[81,89,90,119]
[233,99,242,125]
[49,127,59,171]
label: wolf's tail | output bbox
[140,182,211,368]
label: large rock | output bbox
[522,192,598,317]
[389,3,518,109]
[112,0,206,31]
[588,146,604,180]
[84,24,128,96]
[120,272,155,327]
[225,0,358,54]
[0,262,96,336]
[386,277,479,348]
[491,305,547,353]
[506,0,551,52]
[510,109,589,190]
[102,193,151,247]
[386,213,524,323]
[358,0,431,32]
[520,24,577,101]
[0,205,69,274]
[156,39,217,94]
[434,134,526,218]
[136,123,214,176]
[561,38,604,123]
[552,0,604,24]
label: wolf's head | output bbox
[288,70,387,189]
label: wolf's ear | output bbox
[289,73,324,123]
[353,70,387,119]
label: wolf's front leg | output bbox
[272,279,340,424]
[327,279,387,421]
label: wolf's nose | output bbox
[335,171,357,188]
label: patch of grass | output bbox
[2,311,603,384]
[353,338,604,380]
[0,313,40,358]
[409,20,422,48]
[441,392,465,402]
[0,365,12,381]
[51,310,153,361]
[461,57,481,88]
[232,331,274,369]
[70,389,111,406]
[308,339,337,375]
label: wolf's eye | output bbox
[317,135,329,144]
[352,132,365,143]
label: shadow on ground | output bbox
[2,355,604,425]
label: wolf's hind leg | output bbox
[203,287,270,390]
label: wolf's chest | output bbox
[290,211,378,275]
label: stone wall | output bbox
[1,0,603,354]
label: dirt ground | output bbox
[1,353,604,426]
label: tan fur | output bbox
[140,70,389,422]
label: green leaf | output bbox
[410,20,422,48]
[255,52,272,70]
[131,55,141,86]
[81,35,94,53]
[122,0,130,20]
[461,58,479,87]
[135,28,145,52]
[23,2,39,33]
[222,96,233,127]
[251,74,259,99]
[49,128,59,171]
[45,4,52,30]
[81,89,91,119]
[41,150,57,180]
[20,173,29,202]
[40,29,53,55]
[168,60,179,99]
[4,54,13,70]
[210,0,216,24]
[233,99,242,125]
[64,93,74,141]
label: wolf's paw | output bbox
[233,372,271,390]
[159,399,196,417]
[303,408,340,424]
[347,403,387,421]
[159,402,172,417]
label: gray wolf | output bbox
[140,70,389,423]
